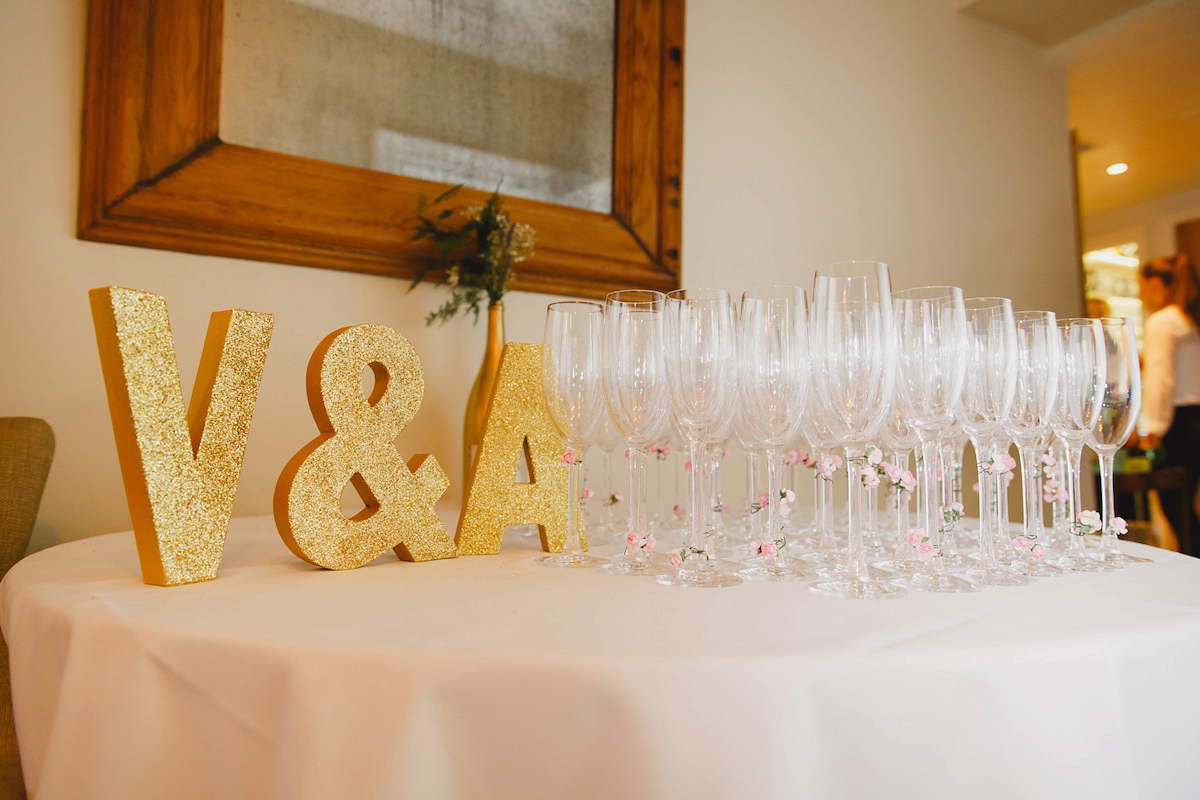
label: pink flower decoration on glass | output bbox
[1014,535,1032,550]
[1076,510,1102,534]
[581,487,595,501]
[673,504,684,516]
[1110,517,1129,536]
[861,468,881,489]
[865,446,883,467]
[917,541,936,558]
[1030,545,1045,560]
[784,449,801,466]
[683,460,693,473]
[760,541,778,557]
[882,463,902,483]
[800,451,816,468]
[816,457,838,479]
[899,471,916,493]
[669,550,683,569]
[907,528,924,547]
[561,448,576,466]
[778,500,791,518]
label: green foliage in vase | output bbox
[409,185,536,325]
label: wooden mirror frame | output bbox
[78,0,683,299]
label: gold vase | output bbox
[463,300,505,490]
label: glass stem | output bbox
[687,438,705,564]
[654,455,665,528]
[844,449,868,582]
[626,447,649,560]
[1017,442,1042,544]
[918,435,942,574]
[1062,438,1087,556]
[1098,452,1121,553]
[565,456,584,557]
[601,450,613,529]
[765,448,784,565]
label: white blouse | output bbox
[1141,304,1200,436]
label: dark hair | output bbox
[1145,255,1200,327]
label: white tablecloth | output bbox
[4,515,1200,800]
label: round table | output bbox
[4,515,1200,799]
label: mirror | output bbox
[78,0,682,298]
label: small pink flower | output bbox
[866,446,883,466]
[669,550,683,569]
[861,468,881,489]
[721,503,731,514]
[1030,545,1045,560]
[644,533,657,552]
[758,490,769,507]
[778,500,791,518]
[784,449,801,466]
[883,463,902,483]
[800,451,816,467]
[561,448,576,465]
[748,539,761,554]
[782,488,796,502]
[581,487,595,501]
[1077,510,1101,533]
[816,457,838,479]
[624,448,631,459]
[917,541,936,557]
[1110,517,1129,536]
[831,455,843,471]
[908,528,924,547]
[683,460,693,473]
[971,481,980,494]
[1014,535,1032,550]
[898,471,916,493]
[760,541,778,557]
[659,445,671,458]
[673,503,684,516]
[626,531,642,547]
[1003,454,1018,473]
[1041,453,1057,468]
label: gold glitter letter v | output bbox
[90,287,273,586]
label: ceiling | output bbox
[960,0,1200,218]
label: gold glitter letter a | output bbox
[90,286,273,586]
[456,343,582,555]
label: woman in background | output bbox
[1140,254,1200,554]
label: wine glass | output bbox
[659,288,742,588]
[598,290,672,576]
[808,262,905,600]
[541,301,605,567]
[1051,318,1115,572]
[1088,317,1150,566]
[736,286,814,581]
[958,297,1028,587]
[892,286,979,592]
[1004,310,1066,577]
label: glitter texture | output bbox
[274,325,457,569]
[89,286,274,586]
[455,343,583,555]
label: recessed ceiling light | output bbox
[1106,163,1129,175]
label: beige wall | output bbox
[1,0,1077,550]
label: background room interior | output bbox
[2,0,1198,553]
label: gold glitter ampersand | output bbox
[274,325,457,569]
[89,286,274,586]
[456,343,583,555]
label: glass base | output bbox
[739,557,817,582]
[796,550,842,568]
[815,562,894,581]
[906,571,980,593]
[542,552,602,568]
[964,565,1032,586]
[938,553,969,570]
[596,555,670,577]
[809,578,907,600]
[873,557,924,577]
[1013,558,1069,578]
[656,567,742,588]
[1096,550,1152,566]
[1054,553,1119,572]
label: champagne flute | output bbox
[1052,318,1115,572]
[892,286,979,592]
[808,262,905,600]
[599,290,671,576]
[736,286,814,581]
[1004,310,1066,576]
[541,301,605,567]
[659,289,742,588]
[1088,317,1150,566]
[958,297,1028,587]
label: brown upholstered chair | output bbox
[0,418,55,800]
